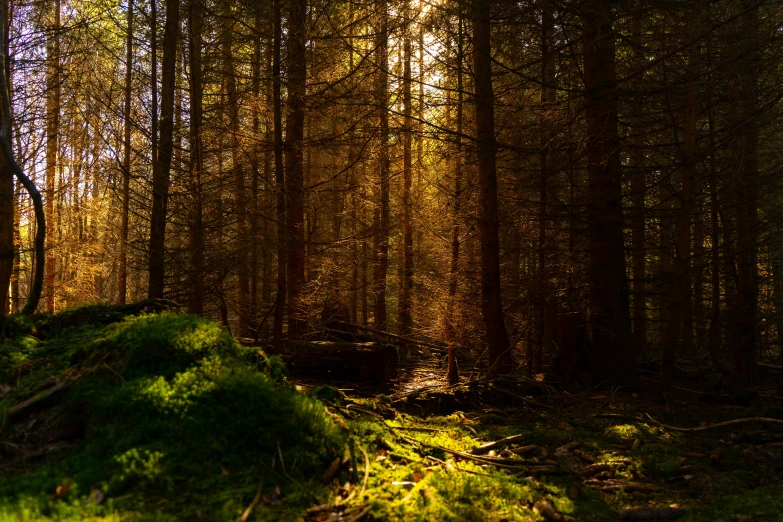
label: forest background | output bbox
[0,0,782,389]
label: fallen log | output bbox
[8,378,77,419]
[269,341,399,383]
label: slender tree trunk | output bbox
[187,0,204,314]
[581,0,637,385]
[733,0,760,384]
[0,0,12,316]
[148,0,175,299]
[44,0,60,312]
[273,0,286,349]
[660,0,702,391]
[473,0,510,375]
[399,0,414,341]
[285,0,307,339]
[629,11,647,357]
[250,8,262,326]
[222,17,249,334]
[118,0,133,305]
[537,0,556,374]
[373,0,390,331]
[445,11,464,385]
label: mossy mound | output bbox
[0,306,346,521]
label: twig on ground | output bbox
[239,472,264,522]
[472,433,527,455]
[594,413,783,432]
[359,447,370,498]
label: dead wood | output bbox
[471,433,526,454]
[8,378,76,419]
[594,413,783,432]
[334,320,446,352]
[618,506,686,520]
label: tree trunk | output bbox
[187,0,204,314]
[733,0,760,384]
[148,0,176,299]
[285,0,307,339]
[222,17,249,334]
[398,0,413,342]
[373,0,390,331]
[660,0,702,392]
[273,0,286,350]
[473,0,510,375]
[118,0,133,305]
[45,0,60,312]
[581,0,637,385]
[445,10,464,385]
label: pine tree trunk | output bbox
[660,0,702,391]
[399,0,414,341]
[581,0,636,385]
[222,17,249,334]
[273,0,286,349]
[45,0,60,312]
[373,0,390,331]
[118,0,133,305]
[285,0,307,339]
[473,0,510,375]
[187,0,204,314]
[148,0,176,299]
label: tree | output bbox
[148,0,178,299]
[581,0,637,385]
[285,0,307,339]
[473,0,510,375]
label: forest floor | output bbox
[1,305,783,521]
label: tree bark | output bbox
[473,0,510,375]
[373,0,390,331]
[118,0,133,305]
[733,0,760,384]
[399,0,413,342]
[273,0,286,349]
[581,0,637,385]
[445,9,464,385]
[660,0,702,392]
[44,0,60,312]
[222,16,249,334]
[285,0,307,339]
[148,0,177,299]
[187,0,204,314]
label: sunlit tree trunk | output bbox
[445,9,464,384]
[399,0,413,342]
[118,0,133,305]
[285,0,307,339]
[473,0,510,375]
[44,0,60,312]
[581,0,637,385]
[373,0,390,331]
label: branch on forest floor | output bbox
[594,413,783,432]
[8,378,78,419]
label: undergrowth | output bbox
[2,304,783,521]
[0,306,346,521]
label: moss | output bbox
[0,307,346,521]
